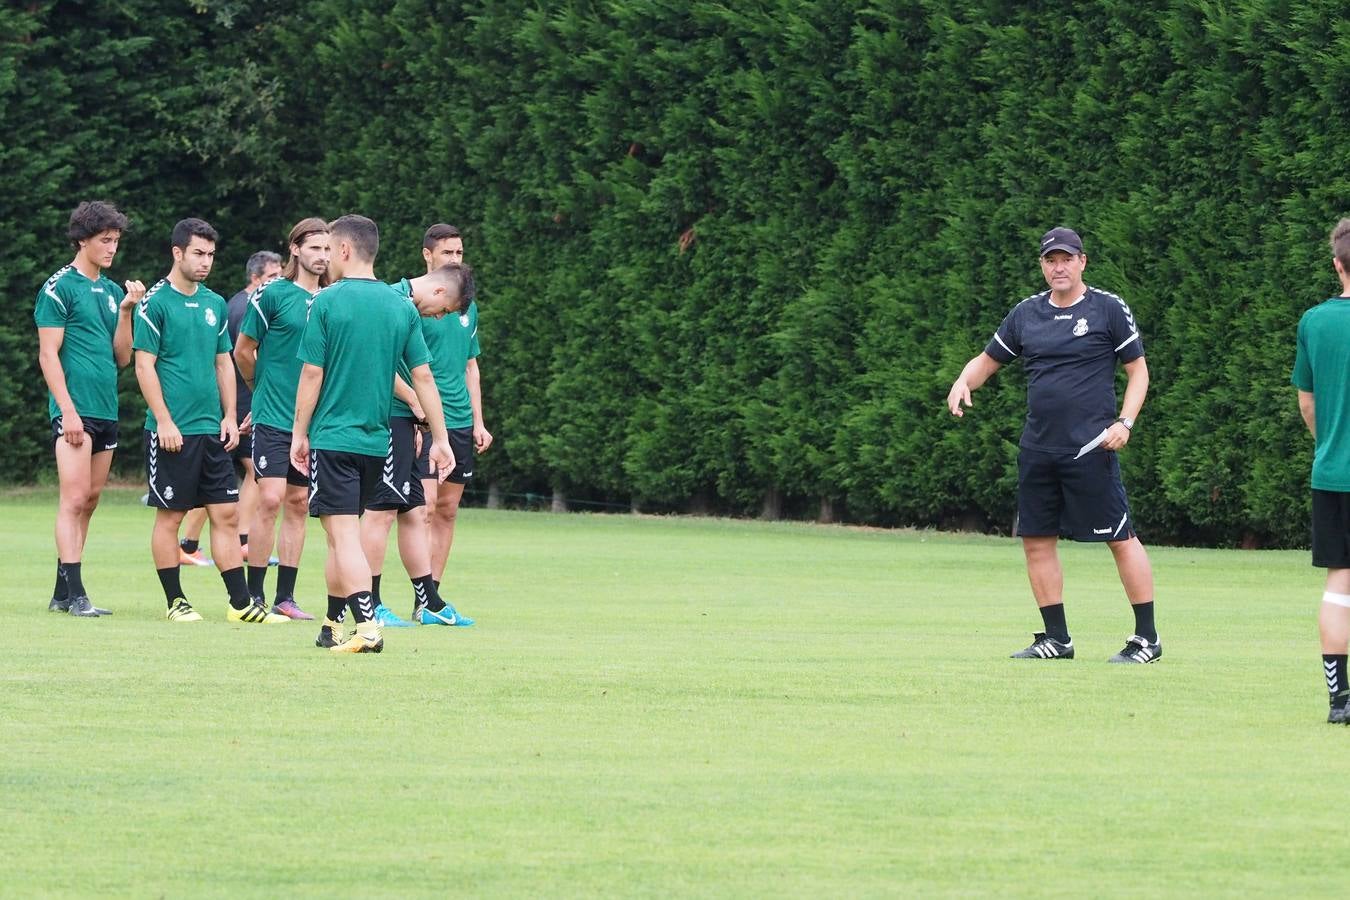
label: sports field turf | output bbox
[3,485,1347,897]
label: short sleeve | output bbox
[468,305,481,360]
[1105,292,1144,362]
[34,279,72,328]
[983,304,1022,363]
[240,290,266,342]
[216,305,232,353]
[133,296,164,355]
[401,307,431,370]
[1293,315,1313,391]
[298,294,328,368]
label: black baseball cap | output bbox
[1039,227,1083,256]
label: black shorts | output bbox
[145,430,239,510]
[252,423,309,486]
[366,417,427,512]
[415,425,432,481]
[309,448,383,517]
[1017,447,1134,542]
[233,430,253,463]
[51,416,119,453]
[1311,489,1350,568]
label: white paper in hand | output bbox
[1074,427,1111,460]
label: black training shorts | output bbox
[145,430,239,509]
[252,423,309,486]
[1311,489,1350,568]
[52,416,119,453]
[1017,447,1135,542]
[365,417,427,512]
[308,448,383,518]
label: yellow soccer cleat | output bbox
[330,628,383,654]
[166,598,203,622]
[226,602,289,624]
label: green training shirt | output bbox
[299,277,430,456]
[33,265,125,421]
[389,279,480,428]
[388,278,425,421]
[1293,297,1350,490]
[240,277,312,431]
[133,279,231,435]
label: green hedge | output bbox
[5,0,1347,546]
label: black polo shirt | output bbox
[984,286,1144,454]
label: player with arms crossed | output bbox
[35,200,144,617]
[134,218,285,624]
[235,219,332,620]
[290,214,453,654]
[1293,217,1350,724]
[361,262,474,628]
[947,227,1160,663]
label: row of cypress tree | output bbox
[3,0,1346,546]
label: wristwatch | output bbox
[1114,416,1134,430]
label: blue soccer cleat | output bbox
[373,603,415,628]
[418,604,474,627]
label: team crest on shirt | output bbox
[107,296,117,314]
[1072,318,1088,337]
[205,308,217,327]
[459,313,470,327]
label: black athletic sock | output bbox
[1131,601,1157,643]
[348,591,376,624]
[220,566,252,610]
[276,565,298,602]
[180,538,199,554]
[157,567,184,606]
[239,532,249,547]
[433,579,440,592]
[370,573,382,608]
[326,594,346,622]
[247,565,268,601]
[1325,654,1349,708]
[1038,603,1070,644]
[61,561,86,597]
[412,574,445,612]
[53,560,69,602]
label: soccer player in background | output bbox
[947,227,1159,663]
[178,250,281,566]
[361,262,474,628]
[408,224,492,623]
[35,200,144,617]
[134,218,285,624]
[235,220,331,620]
[290,214,453,653]
[1293,217,1350,724]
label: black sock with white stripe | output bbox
[220,567,252,610]
[157,567,184,606]
[348,591,376,624]
[1131,602,1157,643]
[53,560,69,603]
[276,565,298,602]
[1325,654,1348,709]
[1038,603,1070,644]
[370,574,382,608]
[326,594,345,622]
[412,574,445,612]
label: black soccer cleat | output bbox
[67,596,111,617]
[314,619,345,649]
[1011,632,1074,659]
[1328,705,1350,725]
[1108,634,1161,664]
[48,597,71,613]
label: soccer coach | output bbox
[946,227,1160,664]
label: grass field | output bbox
[2,485,1347,897]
